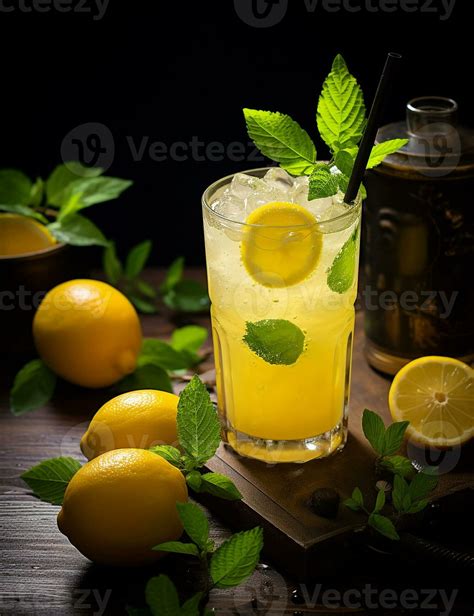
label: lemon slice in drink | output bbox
[241,201,321,288]
[389,356,474,447]
[0,213,56,256]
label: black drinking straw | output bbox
[344,52,402,204]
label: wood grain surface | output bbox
[1,270,472,615]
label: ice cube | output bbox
[230,173,267,200]
[263,167,295,192]
[211,194,246,222]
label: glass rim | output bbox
[201,166,362,229]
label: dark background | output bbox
[1,0,470,266]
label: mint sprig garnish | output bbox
[345,409,438,542]
[243,319,305,365]
[21,457,81,505]
[244,54,408,201]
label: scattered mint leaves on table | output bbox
[344,409,438,541]
[243,54,408,201]
[21,457,81,505]
[10,359,57,416]
[243,319,305,365]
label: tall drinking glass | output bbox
[202,168,362,463]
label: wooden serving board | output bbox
[200,312,474,581]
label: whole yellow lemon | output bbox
[80,389,179,460]
[57,448,187,566]
[33,279,142,388]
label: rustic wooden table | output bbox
[1,270,472,615]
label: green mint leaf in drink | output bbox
[368,513,400,541]
[21,457,81,505]
[334,150,356,177]
[177,375,221,466]
[308,164,340,200]
[243,109,316,175]
[163,280,210,313]
[139,339,190,371]
[176,502,210,552]
[199,472,243,501]
[10,359,57,416]
[243,319,305,366]
[367,139,409,168]
[103,241,123,285]
[326,227,358,295]
[382,420,410,456]
[125,240,153,279]
[47,213,109,247]
[152,541,200,557]
[337,174,367,200]
[116,364,173,394]
[408,471,438,502]
[145,575,181,616]
[362,409,387,456]
[0,203,48,223]
[373,488,386,513]
[0,169,33,205]
[149,445,183,468]
[46,162,103,207]
[161,256,185,293]
[379,455,415,479]
[210,527,264,589]
[317,54,366,152]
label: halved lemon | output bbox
[389,356,474,448]
[0,213,56,256]
[241,201,321,288]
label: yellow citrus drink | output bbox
[202,168,361,463]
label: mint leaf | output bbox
[327,227,358,295]
[186,470,203,492]
[139,339,190,371]
[243,109,316,175]
[0,203,47,223]
[210,527,264,589]
[317,54,366,152]
[379,455,415,479]
[30,177,44,208]
[409,471,438,502]
[177,375,221,466]
[383,421,410,456]
[47,214,109,247]
[163,280,210,313]
[344,498,362,512]
[125,240,152,279]
[161,257,185,293]
[116,365,173,394]
[368,513,399,541]
[374,488,386,513]
[103,242,123,285]
[243,319,305,366]
[337,173,367,200]
[199,473,242,501]
[367,139,408,168]
[149,445,182,468]
[128,294,157,314]
[0,169,33,205]
[136,279,157,299]
[145,575,180,616]
[362,409,386,456]
[171,326,208,355]
[352,487,364,507]
[334,150,355,177]
[181,593,202,616]
[392,474,410,513]
[10,359,56,416]
[176,502,209,551]
[59,176,132,217]
[308,164,340,200]
[46,163,103,206]
[152,541,200,557]
[21,457,81,505]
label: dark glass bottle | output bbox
[364,97,474,374]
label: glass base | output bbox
[222,419,348,464]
